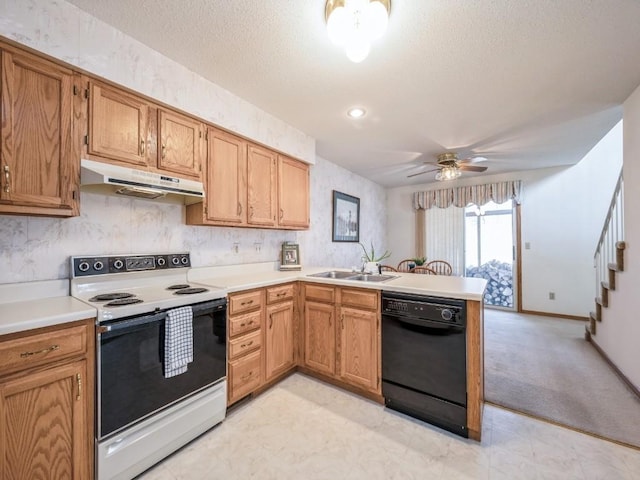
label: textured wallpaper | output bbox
[0,0,388,285]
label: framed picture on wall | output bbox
[332,190,360,242]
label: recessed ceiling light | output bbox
[347,107,366,118]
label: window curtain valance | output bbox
[413,180,522,210]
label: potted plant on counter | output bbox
[359,242,392,273]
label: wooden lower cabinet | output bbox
[303,300,336,376]
[338,306,379,392]
[0,319,94,480]
[301,284,381,396]
[264,300,295,382]
[227,289,265,405]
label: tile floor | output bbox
[138,374,640,479]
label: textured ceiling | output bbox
[66,0,640,187]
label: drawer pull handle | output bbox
[241,341,254,348]
[241,300,254,306]
[239,320,255,327]
[269,313,273,329]
[241,371,254,381]
[140,139,145,155]
[76,373,82,400]
[161,143,166,159]
[276,292,286,297]
[20,344,59,358]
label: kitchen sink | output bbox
[307,271,397,282]
[307,270,357,279]
[347,274,398,282]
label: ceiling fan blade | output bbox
[458,156,488,165]
[407,168,439,178]
[459,165,488,172]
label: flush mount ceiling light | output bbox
[347,107,366,118]
[325,0,391,63]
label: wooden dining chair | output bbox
[396,259,416,272]
[425,260,453,276]
[379,265,397,272]
[412,266,438,275]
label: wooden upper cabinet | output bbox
[204,128,247,225]
[87,80,148,167]
[0,46,79,217]
[247,144,277,226]
[157,108,203,178]
[278,155,309,229]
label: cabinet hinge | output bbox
[72,190,77,200]
[73,85,79,96]
[84,135,89,145]
[199,130,203,138]
[84,88,89,99]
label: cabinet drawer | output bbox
[229,350,262,402]
[0,324,88,377]
[304,284,335,303]
[229,310,262,338]
[340,288,379,310]
[266,283,294,304]
[229,290,263,315]
[228,329,262,360]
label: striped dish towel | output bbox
[164,306,193,378]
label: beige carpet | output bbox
[484,309,640,448]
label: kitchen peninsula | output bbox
[189,263,486,440]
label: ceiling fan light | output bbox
[436,166,461,181]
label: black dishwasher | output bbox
[381,291,468,437]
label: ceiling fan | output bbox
[408,152,488,180]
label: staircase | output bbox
[587,171,624,338]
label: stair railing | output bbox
[594,170,624,299]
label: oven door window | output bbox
[99,308,226,439]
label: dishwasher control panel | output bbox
[382,293,466,326]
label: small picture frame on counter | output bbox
[280,242,301,271]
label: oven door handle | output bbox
[100,311,168,337]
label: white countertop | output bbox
[189,264,487,301]
[0,279,96,336]
[0,264,486,337]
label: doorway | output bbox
[464,200,516,309]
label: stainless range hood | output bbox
[80,159,204,204]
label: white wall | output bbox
[596,84,640,389]
[299,156,388,269]
[387,122,622,317]
[0,0,387,284]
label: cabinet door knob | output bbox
[3,165,9,193]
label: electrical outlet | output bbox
[549,292,555,300]
[525,242,531,250]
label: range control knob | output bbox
[113,259,124,270]
[157,257,166,267]
[171,257,180,266]
[93,261,104,271]
[181,256,189,265]
[78,261,90,272]
[441,309,453,321]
